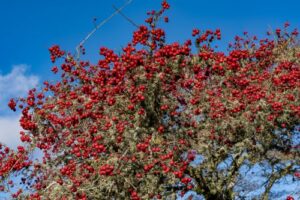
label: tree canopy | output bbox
[1,1,300,199]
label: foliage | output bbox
[1,1,300,199]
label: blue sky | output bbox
[0,0,300,199]
[1,0,300,76]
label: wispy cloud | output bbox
[0,65,39,110]
[0,64,39,149]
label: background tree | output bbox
[1,1,300,199]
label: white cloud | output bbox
[0,115,22,149]
[0,65,39,108]
[0,65,39,149]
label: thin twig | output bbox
[44,181,58,191]
[112,5,139,28]
[76,0,133,59]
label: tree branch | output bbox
[261,164,293,200]
[112,4,139,28]
[76,0,133,59]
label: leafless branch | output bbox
[76,0,133,59]
[112,4,139,28]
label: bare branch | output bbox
[76,0,133,59]
[112,4,139,28]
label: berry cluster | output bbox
[49,45,65,63]
[2,0,299,199]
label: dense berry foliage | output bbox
[1,1,300,199]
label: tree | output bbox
[1,1,300,199]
